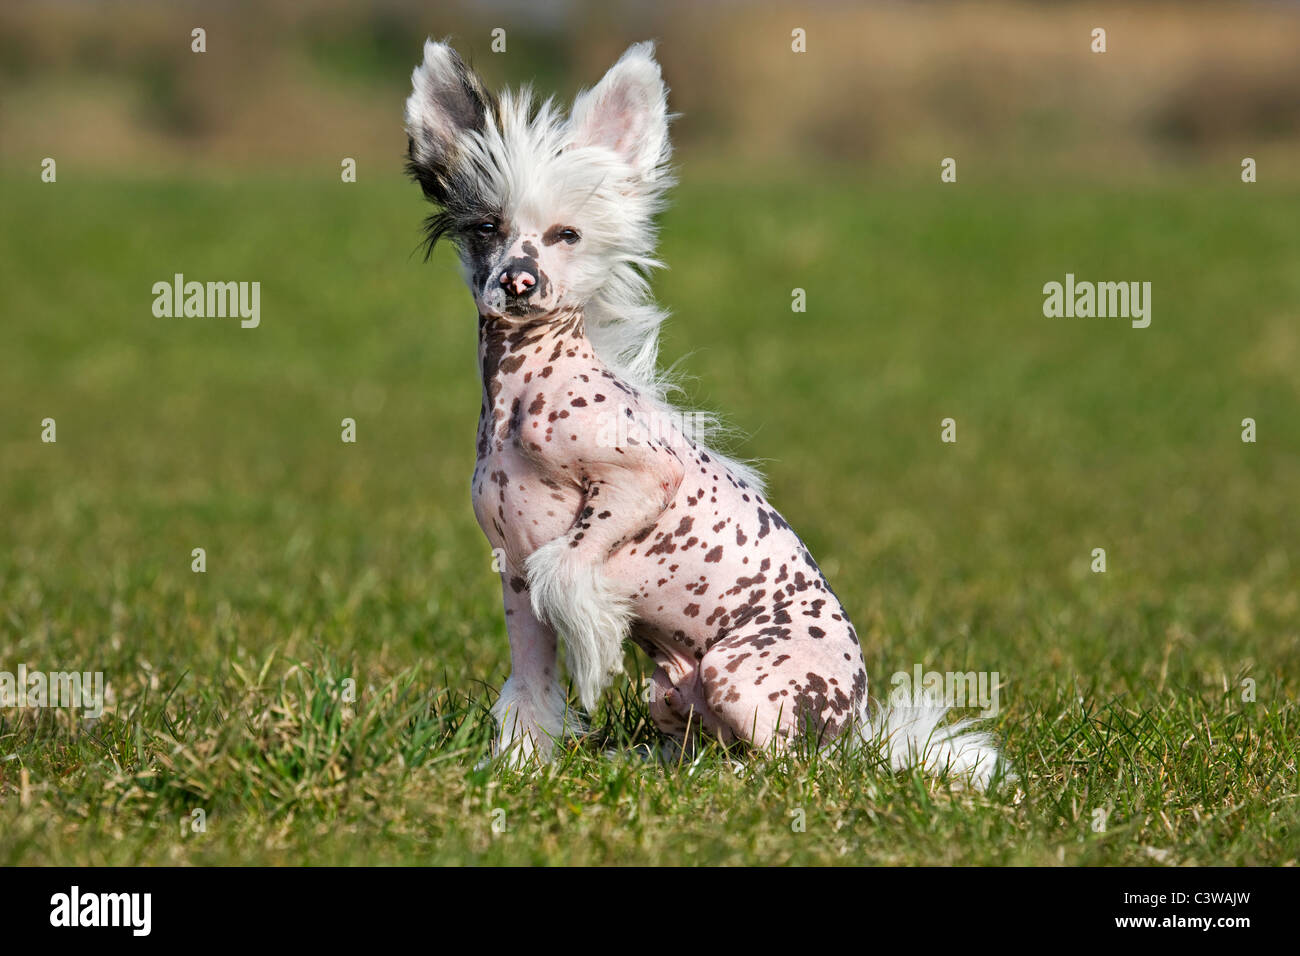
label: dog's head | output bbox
[405,40,672,321]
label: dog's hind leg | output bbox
[698,630,868,752]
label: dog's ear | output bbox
[569,41,670,181]
[405,39,492,204]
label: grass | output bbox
[1,169,1297,865]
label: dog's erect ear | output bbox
[569,42,670,181]
[405,39,492,203]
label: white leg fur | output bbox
[491,675,581,767]
[863,690,1010,791]
[525,536,632,711]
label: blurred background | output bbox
[3,0,1300,178]
[1,1,1298,864]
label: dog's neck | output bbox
[477,308,589,388]
[476,308,598,457]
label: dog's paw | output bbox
[490,675,585,768]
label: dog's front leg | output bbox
[526,447,685,711]
[490,570,576,766]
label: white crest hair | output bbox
[406,40,764,492]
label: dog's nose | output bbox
[499,259,538,297]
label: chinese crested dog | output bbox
[404,39,1005,788]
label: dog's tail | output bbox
[861,690,1009,791]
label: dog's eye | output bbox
[472,221,497,237]
[557,228,580,245]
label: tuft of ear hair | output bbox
[569,41,671,185]
[404,38,495,206]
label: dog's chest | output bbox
[470,407,583,568]
[469,314,624,568]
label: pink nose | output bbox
[501,270,536,296]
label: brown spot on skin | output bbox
[683,603,700,617]
[725,652,751,673]
[645,534,676,556]
[499,354,526,375]
[704,546,723,562]
[528,393,545,415]
[510,576,527,594]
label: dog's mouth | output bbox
[479,302,545,321]
[478,289,548,320]
[503,300,543,316]
[478,287,548,321]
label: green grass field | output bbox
[1,171,1297,865]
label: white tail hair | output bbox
[863,690,1010,791]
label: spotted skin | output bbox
[472,306,871,752]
